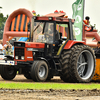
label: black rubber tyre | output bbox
[30,60,48,82]
[60,45,96,83]
[60,45,79,82]
[46,76,53,80]
[24,71,32,79]
[46,69,53,80]
[0,65,17,80]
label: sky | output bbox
[0,0,100,31]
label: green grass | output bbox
[0,82,100,90]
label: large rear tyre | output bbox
[30,60,48,82]
[0,65,17,80]
[60,45,96,83]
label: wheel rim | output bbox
[77,50,94,80]
[38,65,46,78]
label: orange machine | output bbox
[93,59,100,81]
[82,16,100,81]
[3,8,33,45]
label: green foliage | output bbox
[0,82,100,90]
[37,14,40,16]
[0,13,8,39]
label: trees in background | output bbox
[0,12,8,39]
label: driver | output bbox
[48,24,53,41]
[48,24,60,41]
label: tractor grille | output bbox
[15,48,24,60]
[14,42,25,47]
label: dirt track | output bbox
[0,75,100,100]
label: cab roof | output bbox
[34,12,74,23]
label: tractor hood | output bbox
[25,42,45,48]
[14,41,45,48]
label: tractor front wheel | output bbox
[30,60,48,82]
[0,65,17,80]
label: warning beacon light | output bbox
[32,10,36,16]
[54,10,59,13]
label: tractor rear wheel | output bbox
[0,65,17,80]
[30,60,48,82]
[60,45,95,83]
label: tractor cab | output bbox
[28,15,76,59]
[32,16,76,42]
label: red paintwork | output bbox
[45,12,66,17]
[54,10,59,13]
[5,31,30,37]
[86,31,100,41]
[83,20,89,25]
[32,10,36,13]
[14,42,45,62]
[25,48,33,61]
[14,47,33,62]
[59,11,65,13]
[82,19,100,47]
[82,25,86,42]
[25,42,45,48]
[36,16,74,23]
[85,26,92,31]
[64,40,86,49]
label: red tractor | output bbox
[0,13,96,83]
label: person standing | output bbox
[4,41,12,55]
[0,40,4,55]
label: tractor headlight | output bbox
[21,56,24,60]
[15,56,18,59]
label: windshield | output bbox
[33,22,54,44]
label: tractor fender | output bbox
[36,57,49,64]
[36,57,56,70]
[36,57,51,68]
[57,40,85,56]
[64,40,86,49]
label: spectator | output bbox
[94,41,100,54]
[4,41,12,55]
[83,16,93,32]
[0,40,4,55]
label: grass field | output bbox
[0,82,100,90]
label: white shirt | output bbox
[0,44,3,54]
[0,44,3,49]
[4,44,7,48]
